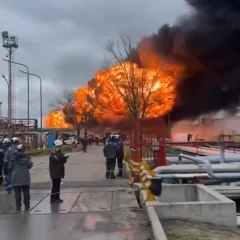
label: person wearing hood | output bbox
[12,144,33,211]
[49,139,69,203]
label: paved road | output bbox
[29,145,127,188]
[0,145,153,240]
[0,187,153,240]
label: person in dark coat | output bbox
[1,138,11,186]
[116,137,124,177]
[103,136,117,179]
[12,144,33,211]
[82,135,88,153]
[0,142,4,186]
[49,139,69,203]
[4,137,19,193]
[102,137,106,145]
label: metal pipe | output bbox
[165,155,240,164]
[220,145,225,163]
[154,162,240,174]
[19,70,42,148]
[171,145,240,155]
[178,154,219,178]
[156,172,240,179]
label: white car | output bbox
[64,137,75,145]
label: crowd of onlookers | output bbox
[0,133,124,212]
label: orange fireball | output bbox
[44,110,70,128]
[44,61,177,128]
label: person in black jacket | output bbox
[116,137,124,177]
[49,139,69,203]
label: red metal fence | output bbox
[129,117,167,181]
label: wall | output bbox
[146,184,237,227]
[158,184,198,202]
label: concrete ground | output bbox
[29,145,127,188]
[0,145,153,240]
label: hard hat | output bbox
[3,138,10,143]
[54,139,63,147]
[12,137,19,142]
[17,144,24,150]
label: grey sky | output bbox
[0,0,189,124]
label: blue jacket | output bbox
[4,143,18,168]
[0,143,4,164]
[103,140,117,159]
[12,152,33,186]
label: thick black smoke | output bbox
[134,0,240,121]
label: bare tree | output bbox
[52,90,97,136]
[104,34,164,118]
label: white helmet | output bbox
[54,139,63,147]
[3,138,10,143]
[17,144,24,150]
[12,137,19,143]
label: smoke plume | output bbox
[133,0,240,121]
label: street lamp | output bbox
[2,75,9,85]
[1,75,10,135]
[19,70,43,147]
[2,59,30,144]
[2,75,9,122]
[2,31,18,126]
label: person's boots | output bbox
[50,194,56,203]
[110,171,116,179]
[16,206,21,211]
[117,169,123,177]
[55,193,63,203]
[106,171,110,179]
[3,177,7,186]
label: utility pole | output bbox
[20,70,43,147]
[3,59,30,146]
[2,31,18,137]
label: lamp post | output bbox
[2,31,18,126]
[2,59,30,145]
[19,70,43,147]
[2,75,10,135]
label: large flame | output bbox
[44,110,70,128]
[45,61,177,128]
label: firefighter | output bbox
[12,144,33,211]
[49,139,69,203]
[103,136,117,179]
[4,137,20,193]
[116,136,124,177]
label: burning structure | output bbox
[45,0,240,129]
